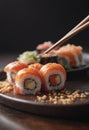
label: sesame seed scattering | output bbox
[36,89,89,105]
[0,81,13,94]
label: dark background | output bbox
[0,0,89,53]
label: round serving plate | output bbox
[0,52,89,118]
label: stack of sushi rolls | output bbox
[4,62,66,95]
[39,44,85,70]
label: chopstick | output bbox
[66,15,89,36]
[43,16,89,54]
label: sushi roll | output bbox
[40,63,66,92]
[14,67,42,95]
[29,63,43,70]
[55,44,85,68]
[39,53,58,65]
[36,41,53,54]
[4,61,28,85]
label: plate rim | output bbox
[0,91,89,107]
[67,52,89,73]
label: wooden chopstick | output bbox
[66,15,89,36]
[43,16,89,54]
[55,15,89,49]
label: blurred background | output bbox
[0,0,89,53]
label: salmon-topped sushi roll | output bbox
[56,44,85,68]
[14,67,42,95]
[40,63,66,92]
[36,41,53,54]
[29,63,43,70]
[4,61,28,85]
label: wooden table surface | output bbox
[0,104,89,130]
[0,53,89,130]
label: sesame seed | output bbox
[36,89,89,105]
